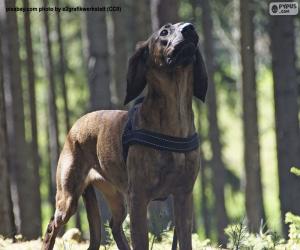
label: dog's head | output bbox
[124,22,208,105]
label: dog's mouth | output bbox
[166,42,196,66]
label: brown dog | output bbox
[42,22,207,250]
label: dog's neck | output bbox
[138,64,195,137]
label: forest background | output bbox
[0,0,300,248]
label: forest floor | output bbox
[0,238,213,250]
[0,230,212,250]
[1,228,299,250]
[1,237,299,250]
[0,237,299,250]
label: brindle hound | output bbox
[42,22,208,250]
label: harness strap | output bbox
[122,97,199,161]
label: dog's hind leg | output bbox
[42,142,87,250]
[82,185,101,250]
[93,180,130,250]
[106,191,130,250]
[42,189,80,250]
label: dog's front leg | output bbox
[128,189,148,250]
[173,191,193,250]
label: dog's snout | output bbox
[178,23,198,45]
[160,22,199,66]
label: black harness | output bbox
[122,97,199,161]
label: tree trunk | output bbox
[84,0,111,111]
[189,0,197,23]
[84,0,112,242]
[42,0,60,207]
[270,13,300,237]
[240,0,265,233]
[201,0,228,245]
[150,0,179,31]
[199,135,211,237]
[23,0,42,236]
[110,0,128,108]
[200,160,211,238]
[0,0,38,239]
[128,0,152,47]
[55,0,70,132]
[0,31,15,237]
[148,198,174,237]
[195,102,211,238]
[197,106,211,238]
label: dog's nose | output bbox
[180,23,195,38]
[179,23,198,44]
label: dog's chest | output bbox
[127,146,200,198]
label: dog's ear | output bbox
[124,41,149,105]
[193,48,208,102]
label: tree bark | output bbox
[240,0,265,233]
[84,0,111,111]
[42,0,60,207]
[270,13,300,237]
[189,0,197,23]
[0,0,38,239]
[201,0,228,245]
[128,0,152,47]
[150,0,179,31]
[23,0,42,236]
[200,160,211,238]
[55,0,70,132]
[195,102,211,237]
[0,31,15,237]
[110,0,128,108]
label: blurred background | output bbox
[0,0,300,247]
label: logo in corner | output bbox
[269,2,298,15]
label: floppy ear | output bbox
[124,42,149,105]
[193,48,208,102]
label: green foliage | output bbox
[285,212,300,245]
[225,220,285,250]
[225,220,249,249]
[148,231,211,250]
[284,167,300,247]
[290,167,300,176]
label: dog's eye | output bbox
[160,29,168,36]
